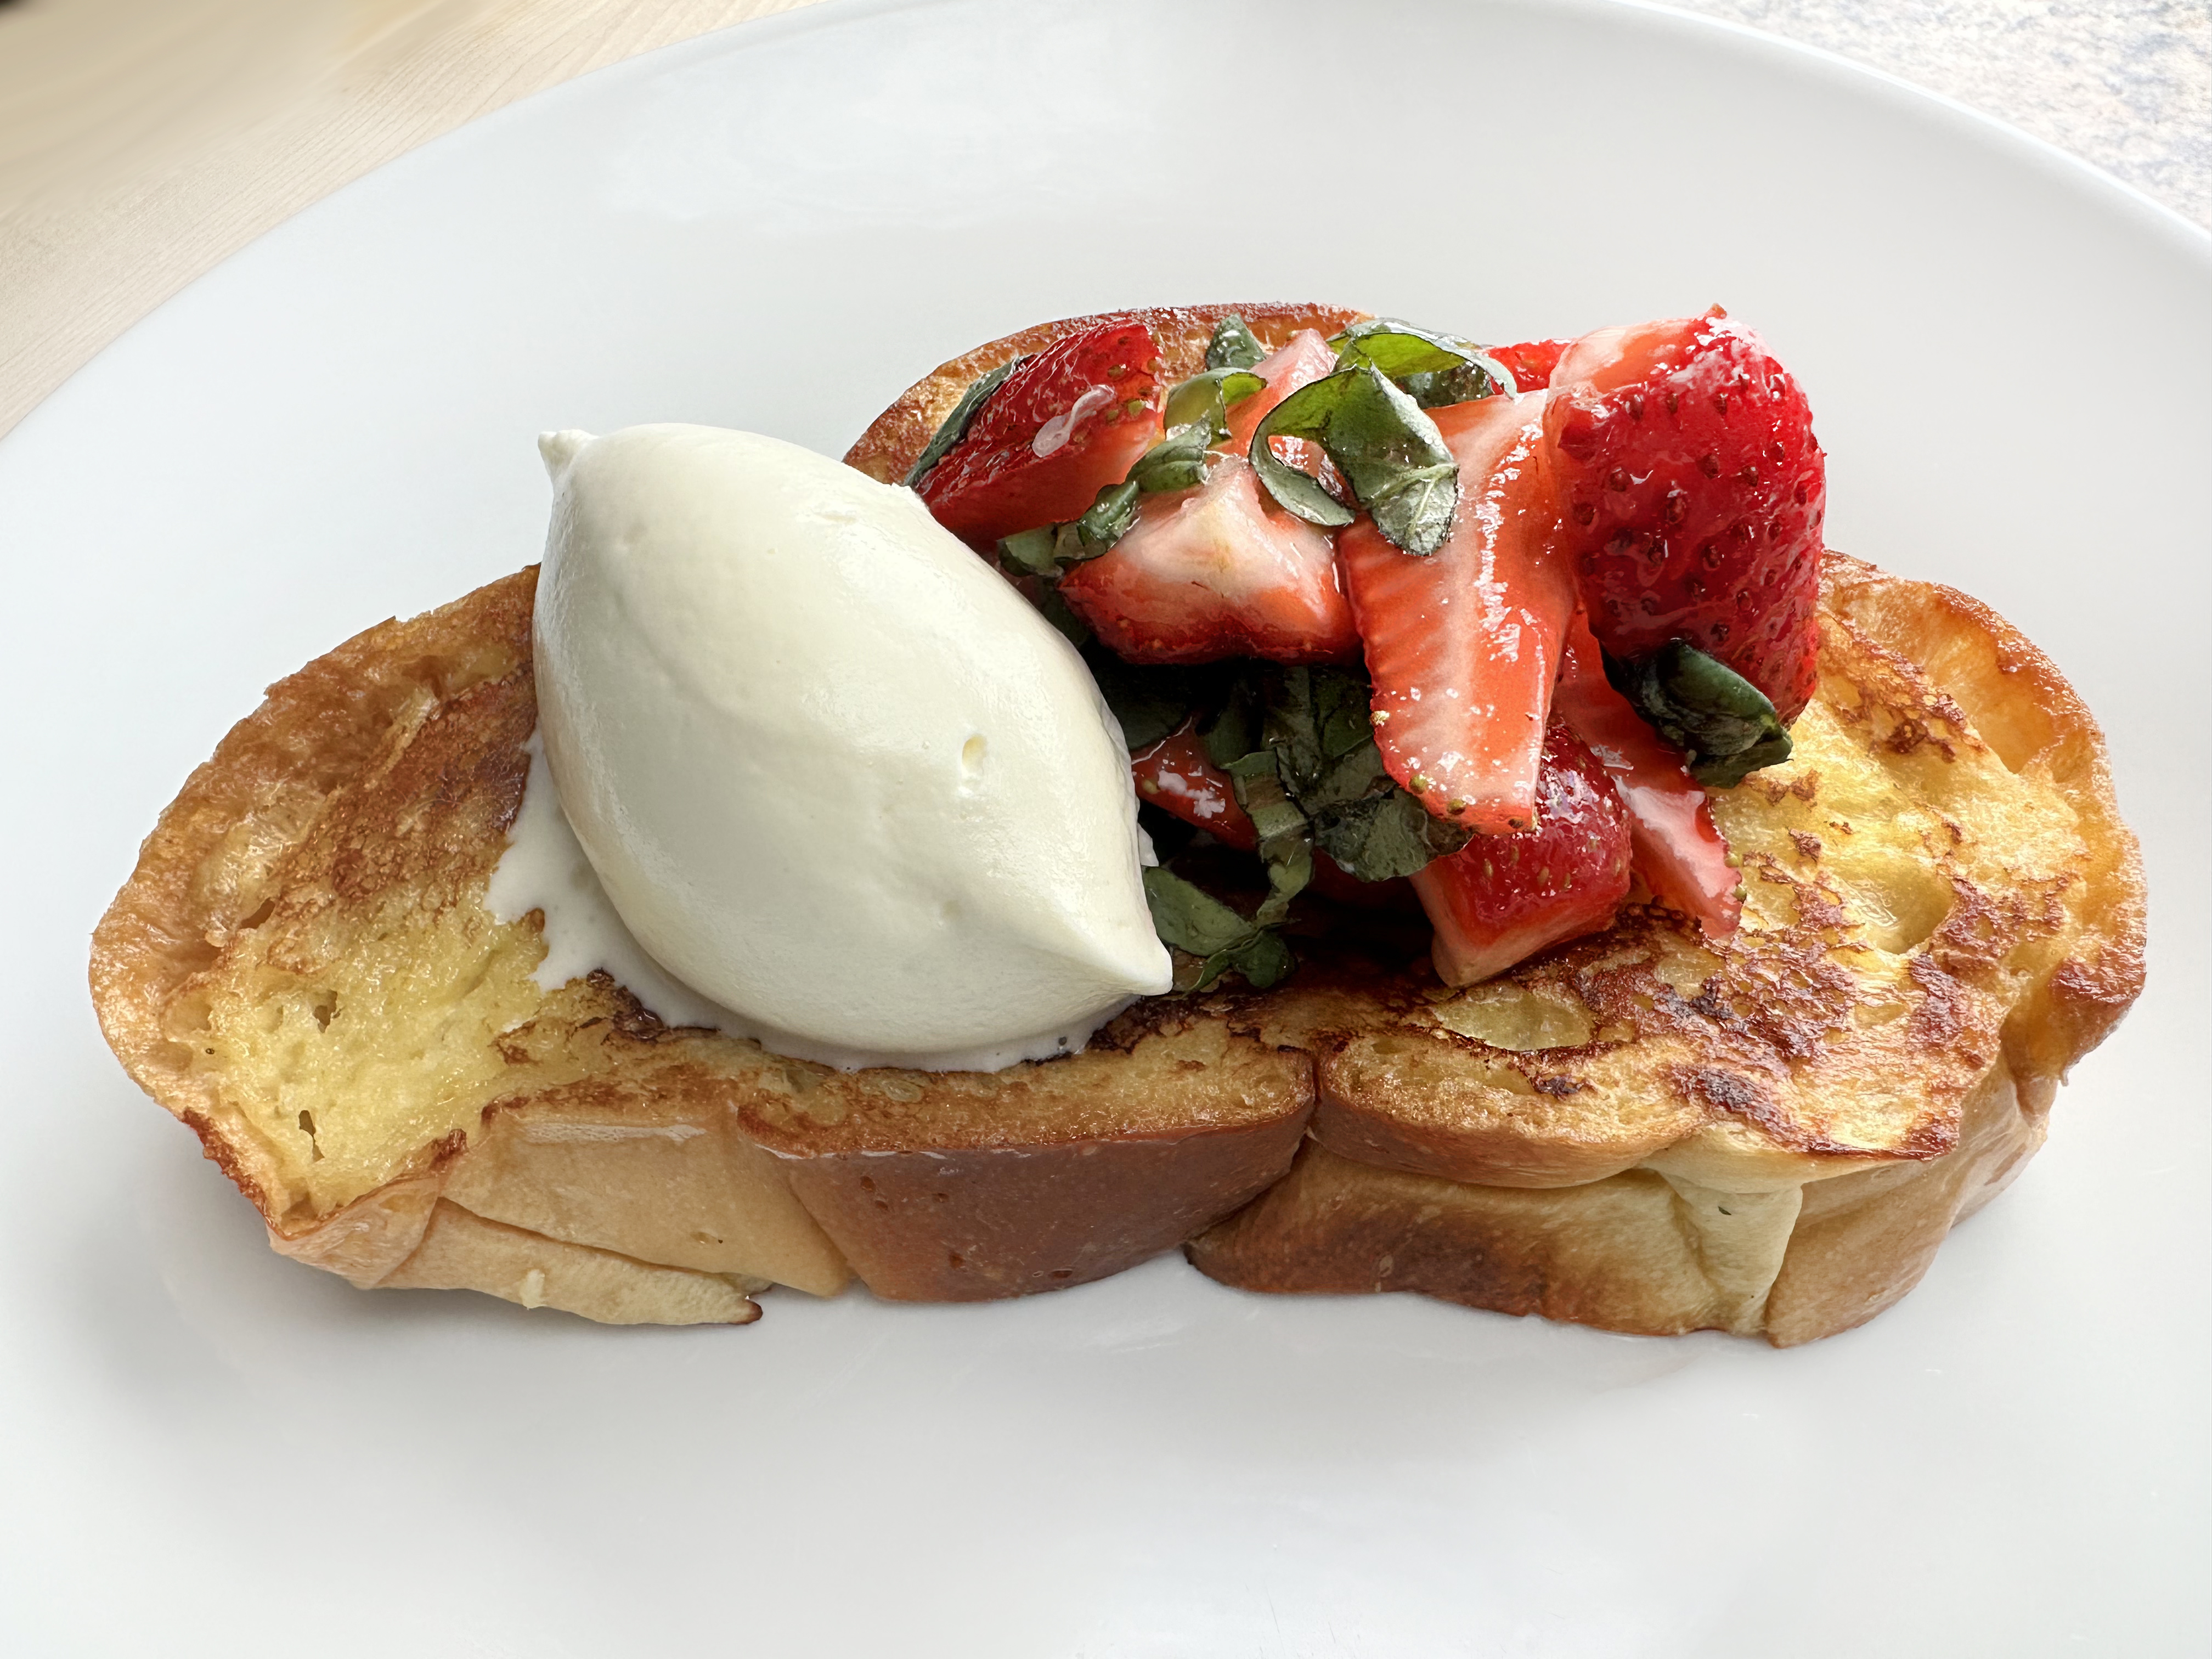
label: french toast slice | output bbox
[91,300,2142,1339]
[1192,555,2143,1342]
[89,567,1313,1322]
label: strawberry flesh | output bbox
[1546,311,1824,721]
[1058,455,1358,664]
[1412,720,1633,986]
[1131,723,1256,848]
[1486,337,1571,393]
[1552,609,1741,938]
[1225,328,1340,484]
[1339,392,1577,835]
[917,320,1164,547]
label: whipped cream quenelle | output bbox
[520,424,1171,1072]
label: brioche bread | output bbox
[90,301,2141,1340]
[1190,554,2142,1342]
[88,566,1311,1322]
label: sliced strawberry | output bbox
[1411,720,1632,986]
[1338,392,1578,835]
[1131,723,1256,849]
[1546,309,1824,721]
[1485,337,1571,393]
[917,320,1165,546]
[1058,455,1358,664]
[1552,609,1741,938]
[1225,328,1339,482]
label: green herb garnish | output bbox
[1164,368,1265,438]
[1142,867,1297,991]
[1249,366,1459,556]
[1205,314,1267,372]
[1222,749,1313,926]
[1331,318,1516,409]
[1605,641,1794,787]
[903,356,1023,488]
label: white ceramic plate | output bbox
[4,1,2206,1652]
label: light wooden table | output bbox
[3,0,2204,441]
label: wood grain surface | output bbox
[2,0,2204,441]
[0,0,819,438]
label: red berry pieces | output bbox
[917,319,1165,548]
[1339,393,1578,836]
[1410,720,1633,986]
[1130,723,1257,849]
[1058,455,1358,664]
[1550,609,1741,938]
[1224,328,1340,483]
[1545,311,1825,721]
[1485,337,1572,393]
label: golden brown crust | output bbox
[1188,1056,2045,1345]
[733,1002,1313,1299]
[781,1118,1312,1301]
[1816,552,2146,1110]
[842,301,1370,484]
[1254,553,2142,1195]
[87,570,1312,1317]
[89,569,539,1215]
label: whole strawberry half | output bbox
[916,319,1164,547]
[1410,720,1632,986]
[1545,311,1824,723]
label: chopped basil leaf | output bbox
[1141,867,1295,991]
[1164,368,1265,439]
[1222,751,1313,926]
[1086,650,1203,753]
[904,357,1023,488]
[1332,319,1472,380]
[1243,665,1472,881]
[1328,368,1460,556]
[1311,787,1472,881]
[1074,479,1141,549]
[998,526,1061,580]
[1246,376,1359,531]
[1131,658,1475,981]
[1111,371,1268,496]
[1126,424,1213,495]
[1142,866,1252,954]
[1205,314,1267,372]
[1216,929,1296,991]
[1200,674,1263,768]
[1258,665,1373,789]
[1401,359,1496,409]
[1251,368,1458,555]
[995,477,1141,583]
[1331,318,1517,409]
[1605,641,1795,787]
[1469,351,1519,397]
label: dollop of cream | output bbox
[526,424,1170,1071]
